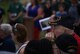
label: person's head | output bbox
[49,15,74,38]
[24,40,39,54]
[39,38,53,54]
[13,23,27,43]
[58,4,65,12]
[49,15,64,36]
[0,24,12,39]
[52,0,57,4]
[30,0,39,5]
[55,33,77,53]
[37,7,44,15]
[24,39,53,54]
[45,0,51,8]
[71,0,78,4]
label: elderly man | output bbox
[0,24,16,53]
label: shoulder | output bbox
[56,11,60,14]
[16,41,29,54]
[56,11,61,16]
[18,47,25,54]
[4,37,15,46]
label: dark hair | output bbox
[31,0,39,5]
[35,0,39,5]
[13,24,27,43]
[57,16,75,30]
[55,33,77,53]
[39,39,53,54]
[24,40,39,54]
[58,3,65,9]
[24,39,53,54]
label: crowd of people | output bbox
[0,0,80,54]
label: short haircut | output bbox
[24,39,53,54]
[0,24,12,34]
[55,33,77,53]
[24,40,39,54]
[39,39,53,54]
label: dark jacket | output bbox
[0,35,16,53]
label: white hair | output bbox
[0,24,12,33]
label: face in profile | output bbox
[54,26,65,37]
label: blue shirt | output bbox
[28,5,41,30]
[0,35,16,53]
[56,11,67,17]
[34,18,42,30]
[28,5,40,18]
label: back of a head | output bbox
[57,16,75,30]
[24,40,39,54]
[0,24,12,34]
[13,23,27,43]
[24,39,53,54]
[55,33,77,53]
[39,39,53,54]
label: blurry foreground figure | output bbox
[0,24,16,53]
[24,39,53,54]
[48,15,80,54]
[39,39,53,54]
[12,23,28,54]
[55,33,77,54]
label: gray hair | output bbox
[0,24,12,34]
